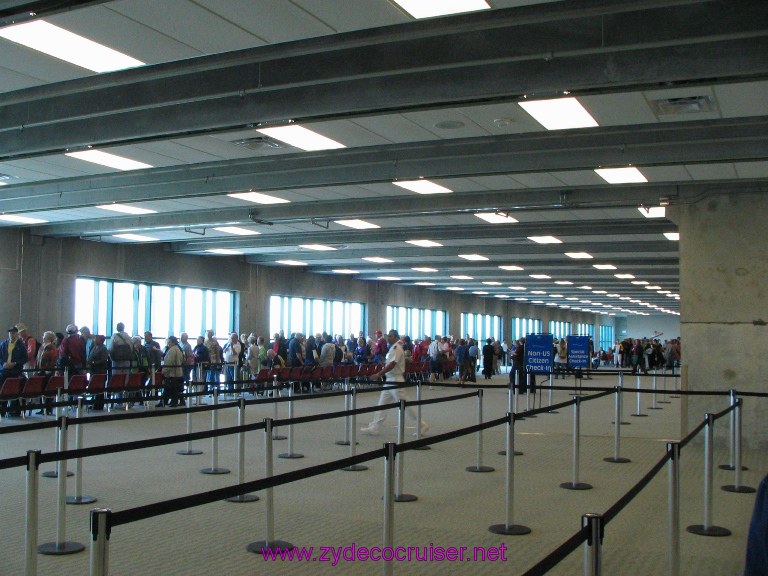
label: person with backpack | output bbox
[159,336,184,407]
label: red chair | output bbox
[20,375,46,416]
[0,377,25,419]
[87,373,109,410]
[251,368,270,395]
[67,374,88,396]
[44,375,66,405]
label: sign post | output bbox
[524,334,553,410]
[567,335,590,396]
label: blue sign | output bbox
[567,336,590,368]
[525,333,553,374]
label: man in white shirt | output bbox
[360,329,428,436]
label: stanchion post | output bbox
[719,390,746,471]
[413,381,430,451]
[42,389,73,478]
[200,388,230,474]
[467,390,494,473]
[547,370,555,411]
[278,386,304,459]
[25,450,41,576]
[649,369,661,410]
[227,398,259,503]
[335,380,352,446]
[659,367,671,404]
[499,374,523,457]
[631,374,647,417]
[582,513,603,576]
[489,414,530,536]
[88,509,111,576]
[343,388,367,471]
[604,386,630,464]
[247,418,294,553]
[561,397,592,490]
[686,413,731,537]
[667,442,680,576]
[722,398,755,494]
[382,442,396,576]
[272,376,286,440]
[67,399,97,505]
[394,399,417,502]
[177,404,203,456]
[38,416,85,555]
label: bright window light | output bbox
[475,212,518,224]
[528,235,562,244]
[595,167,647,184]
[276,259,307,266]
[332,269,359,274]
[498,265,524,271]
[378,276,401,281]
[112,233,157,242]
[206,248,243,255]
[508,286,526,291]
[614,274,635,279]
[555,280,573,285]
[335,219,379,229]
[664,232,680,241]
[300,244,336,251]
[406,239,443,247]
[363,256,393,263]
[482,281,502,286]
[446,286,464,291]
[66,150,152,171]
[0,214,48,224]
[412,267,438,273]
[565,252,593,259]
[450,275,474,280]
[0,20,144,73]
[95,204,156,215]
[518,97,599,131]
[638,206,666,218]
[391,0,490,19]
[393,180,452,194]
[414,281,435,286]
[459,254,488,261]
[212,226,260,236]
[529,274,551,279]
[227,192,290,204]
[593,264,617,270]
[256,125,345,151]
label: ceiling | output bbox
[1,0,767,318]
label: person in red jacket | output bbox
[58,324,86,374]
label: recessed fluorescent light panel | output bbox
[614,274,635,279]
[0,20,144,72]
[473,291,489,295]
[276,259,307,266]
[414,281,435,286]
[406,239,443,247]
[393,180,452,194]
[446,286,464,291]
[529,274,551,279]
[95,204,156,215]
[412,267,438,273]
[0,214,48,224]
[638,206,666,218]
[228,192,290,204]
[498,265,524,271]
[300,244,336,251]
[206,248,243,255]
[450,275,473,280]
[528,236,562,244]
[256,125,345,151]
[508,286,526,291]
[335,219,379,229]
[482,281,502,286]
[631,281,649,285]
[391,0,490,19]
[475,212,518,224]
[212,226,260,236]
[363,256,393,263]
[378,276,401,281]
[664,232,680,241]
[112,233,157,242]
[593,264,617,270]
[594,167,648,184]
[565,252,593,259]
[518,97,599,131]
[66,150,152,171]
[458,254,488,261]
[554,281,573,285]
[332,269,359,274]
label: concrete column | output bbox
[674,192,768,449]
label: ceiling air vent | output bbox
[650,95,716,116]
[230,136,287,150]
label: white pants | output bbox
[369,384,418,427]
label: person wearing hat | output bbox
[160,335,184,407]
[372,330,387,365]
[0,326,27,417]
[58,324,86,374]
[15,323,37,373]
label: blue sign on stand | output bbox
[525,333,553,374]
[567,336,590,369]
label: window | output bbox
[461,312,502,341]
[74,277,235,347]
[386,306,448,339]
[548,321,572,340]
[270,295,365,338]
[510,317,542,341]
[574,323,595,338]
[599,324,614,352]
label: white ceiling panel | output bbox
[511,172,567,188]
[132,141,223,164]
[550,170,605,186]
[306,120,394,148]
[350,115,440,143]
[580,91,658,126]
[714,81,768,118]
[640,165,692,182]
[734,161,768,179]
[0,39,90,88]
[401,109,490,139]
[9,156,104,178]
[464,175,527,190]
[292,0,408,32]
[456,102,544,135]
[685,163,737,180]
[173,135,264,160]
[0,65,45,93]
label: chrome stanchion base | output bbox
[498,450,524,456]
[395,493,417,502]
[611,421,631,425]
[38,541,85,555]
[226,494,261,503]
[544,410,559,415]
[670,395,680,399]
[718,464,749,471]
[686,524,731,537]
[560,482,593,490]
[272,434,287,440]
[630,413,648,417]
[334,440,358,446]
[721,484,756,494]
[176,449,204,455]
[603,456,631,464]
[247,540,294,554]
[278,452,304,459]
[658,400,672,404]
[41,470,74,478]
[466,465,495,473]
[648,406,663,410]
[200,467,230,474]
[342,464,368,472]
[66,495,97,505]
[488,523,531,536]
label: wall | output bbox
[623,315,681,340]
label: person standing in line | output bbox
[482,338,495,380]
[160,336,185,407]
[360,329,428,437]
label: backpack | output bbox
[111,333,133,361]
